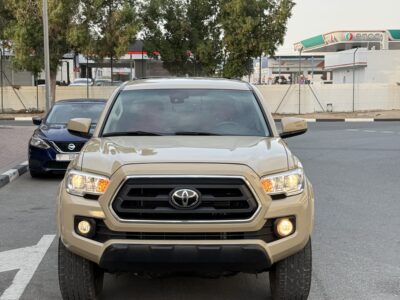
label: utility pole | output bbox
[42,0,51,111]
[130,54,133,80]
[298,48,303,114]
[259,56,262,85]
[353,48,359,112]
[0,47,3,113]
[86,54,89,98]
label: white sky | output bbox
[278,0,400,54]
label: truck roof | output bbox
[123,78,252,91]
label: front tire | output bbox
[269,239,312,300]
[58,239,104,300]
[29,168,45,178]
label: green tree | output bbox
[5,0,81,104]
[141,0,223,76]
[221,0,295,78]
[0,1,13,40]
[72,0,139,81]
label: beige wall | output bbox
[0,86,117,111]
[257,83,400,114]
[1,84,400,114]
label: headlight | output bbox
[66,170,110,197]
[260,168,304,197]
[30,135,50,149]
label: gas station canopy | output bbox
[294,30,400,53]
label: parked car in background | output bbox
[69,78,94,86]
[28,99,106,177]
[273,76,288,85]
[94,78,124,86]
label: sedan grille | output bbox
[111,177,259,221]
[53,141,85,153]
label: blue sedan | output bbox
[28,99,106,177]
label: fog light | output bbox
[77,220,92,235]
[275,218,294,237]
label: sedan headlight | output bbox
[261,168,305,197]
[66,170,110,197]
[30,135,50,149]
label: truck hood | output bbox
[80,136,290,177]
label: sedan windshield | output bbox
[102,89,269,136]
[46,102,105,125]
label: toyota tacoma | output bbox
[57,78,314,299]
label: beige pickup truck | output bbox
[57,78,314,299]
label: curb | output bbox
[0,161,29,189]
[274,118,400,122]
[2,116,400,122]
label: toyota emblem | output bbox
[170,188,201,209]
[67,143,76,151]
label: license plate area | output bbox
[56,154,78,161]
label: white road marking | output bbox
[0,235,56,300]
[20,161,28,166]
[381,131,395,134]
[345,129,359,132]
[363,130,377,133]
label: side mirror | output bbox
[32,117,42,126]
[280,117,308,139]
[67,118,92,135]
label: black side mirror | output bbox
[32,117,42,126]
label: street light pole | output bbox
[86,54,89,99]
[0,47,3,113]
[42,0,51,111]
[298,48,303,114]
[130,54,133,80]
[353,48,359,112]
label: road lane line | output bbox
[0,235,56,300]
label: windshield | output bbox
[46,102,105,125]
[102,89,269,136]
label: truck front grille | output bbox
[111,177,259,221]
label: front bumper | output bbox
[58,164,314,272]
[29,145,72,174]
[99,244,271,273]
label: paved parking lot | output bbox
[0,124,34,173]
[0,122,399,299]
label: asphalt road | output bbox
[0,124,34,173]
[0,122,399,300]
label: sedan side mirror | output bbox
[280,117,308,139]
[67,118,92,135]
[32,117,42,126]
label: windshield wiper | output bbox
[103,131,164,137]
[174,131,221,136]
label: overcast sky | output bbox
[279,0,400,54]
